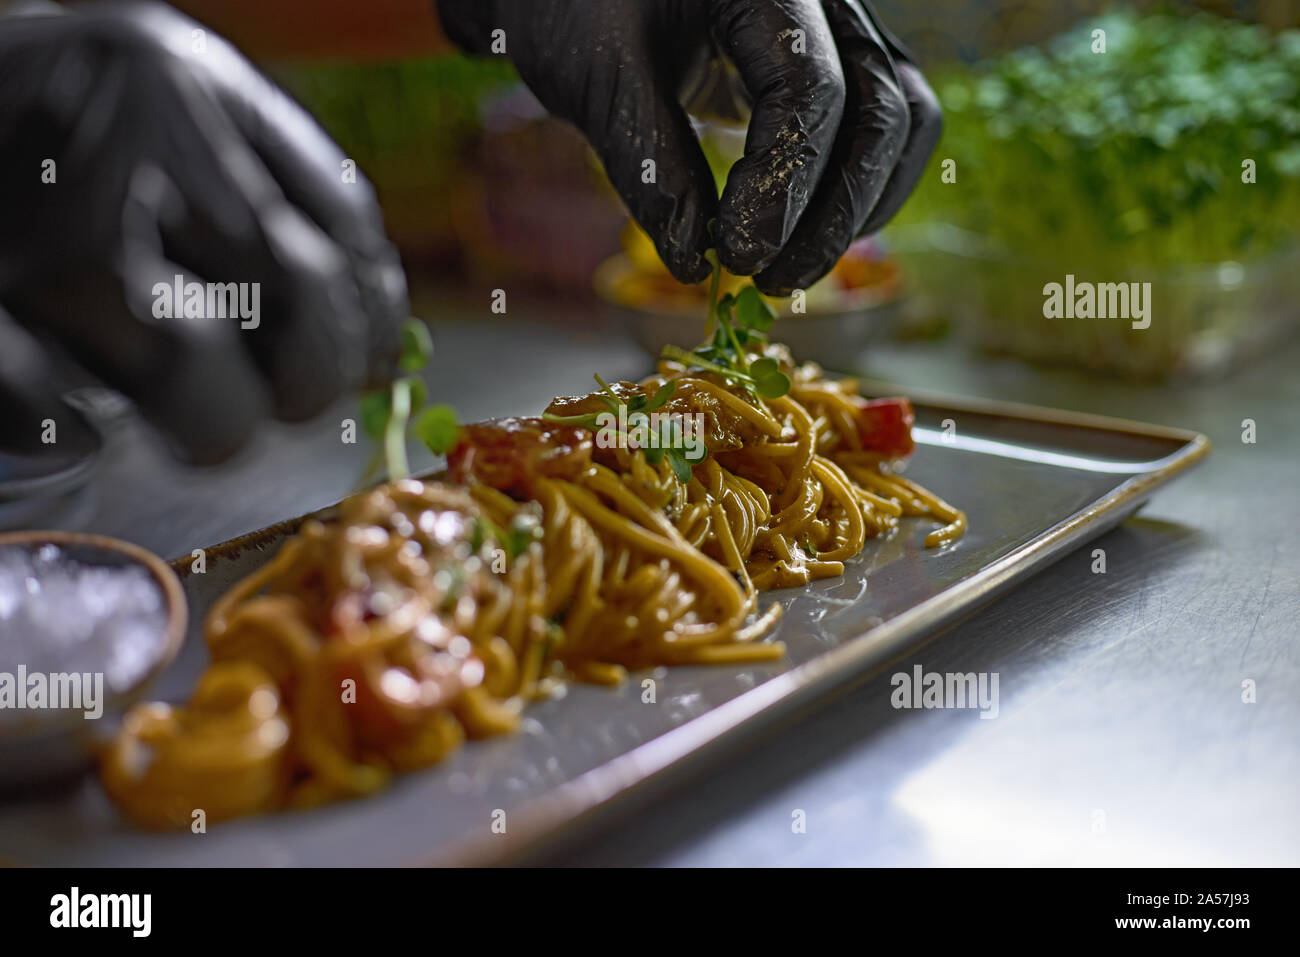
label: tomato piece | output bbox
[446,417,593,500]
[852,397,915,458]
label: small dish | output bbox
[0,530,187,791]
[0,396,107,505]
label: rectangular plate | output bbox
[0,390,1208,866]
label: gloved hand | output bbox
[437,0,939,295]
[0,1,408,465]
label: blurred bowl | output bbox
[593,252,903,372]
[0,531,187,792]
[0,397,105,506]
[889,222,1300,380]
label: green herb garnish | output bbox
[398,319,434,372]
[359,317,462,483]
[543,374,677,429]
[471,513,543,561]
[414,403,460,455]
[543,251,789,486]
[660,254,790,401]
[542,374,702,482]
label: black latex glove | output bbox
[0,2,408,465]
[437,0,939,295]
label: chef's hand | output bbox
[0,1,408,465]
[437,0,938,295]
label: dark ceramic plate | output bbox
[0,390,1208,865]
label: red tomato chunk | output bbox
[852,397,915,458]
[446,417,593,500]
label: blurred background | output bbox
[4,1,1296,868]
[234,0,1300,381]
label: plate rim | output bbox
[154,393,1209,866]
[432,422,1209,865]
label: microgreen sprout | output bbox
[471,512,542,561]
[359,317,461,484]
[414,404,460,455]
[541,373,703,483]
[660,254,790,401]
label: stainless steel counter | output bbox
[13,298,1298,866]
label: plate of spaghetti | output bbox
[0,267,1208,866]
[99,345,965,826]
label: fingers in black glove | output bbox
[437,0,938,294]
[465,3,721,284]
[143,108,371,425]
[854,56,942,237]
[0,307,100,471]
[0,3,409,464]
[5,252,271,467]
[564,40,719,285]
[711,0,846,278]
[753,0,918,294]
[136,8,410,387]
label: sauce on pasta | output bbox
[101,353,965,827]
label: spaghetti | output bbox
[101,353,964,827]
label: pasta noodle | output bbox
[101,354,965,827]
